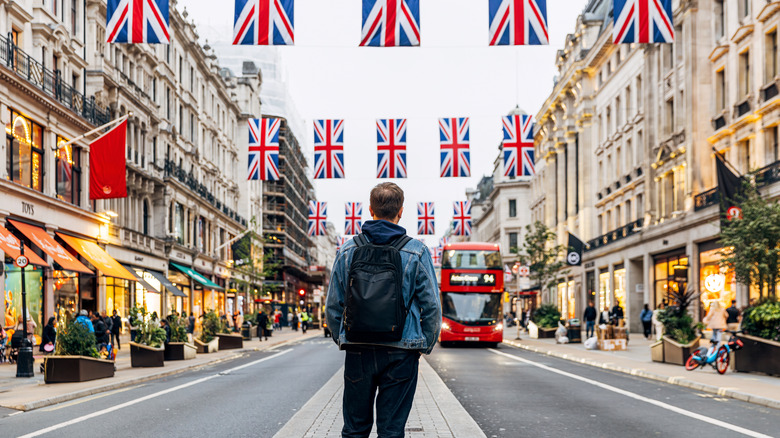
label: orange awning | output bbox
[8,220,92,274]
[0,224,48,267]
[57,233,135,281]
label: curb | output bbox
[502,339,780,411]
[9,332,320,412]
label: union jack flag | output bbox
[344,202,363,235]
[417,202,435,235]
[106,0,170,44]
[233,0,294,45]
[247,118,280,181]
[313,119,345,179]
[439,236,450,248]
[439,118,471,178]
[430,246,442,265]
[308,201,328,236]
[361,0,420,47]
[488,0,548,46]
[613,0,674,44]
[452,201,472,237]
[336,236,350,251]
[502,114,535,178]
[376,119,407,178]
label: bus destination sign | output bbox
[449,272,496,286]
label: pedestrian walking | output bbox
[40,317,56,353]
[326,182,441,438]
[187,312,195,334]
[652,303,664,340]
[300,310,309,333]
[640,304,653,340]
[91,313,109,348]
[703,300,728,343]
[292,312,299,331]
[726,299,741,332]
[110,310,122,350]
[257,311,269,341]
[287,311,293,328]
[274,311,281,331]
[582,301,597,338]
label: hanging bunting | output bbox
[308,201,328,236]
[439,117,471,178]
[233,0,295,45]
[313,119,345,179]
[452,201,472,237]
[345,202,363,235]
[248,118,281,181]
[431,246,442,265]
[439,236,450,248]
[417,202,435,235]
[336,236,350,251]
[488,0,548,46]
[502,114,535,178]
[613,0,674,44]
[360,0,420,47]
[106,0,170,44]
[376,119,408,178]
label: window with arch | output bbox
[6,109,44,192]
[55,136,81,205]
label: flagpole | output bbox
[51,113,132,151]
[712,146,743,177]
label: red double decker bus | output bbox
[439,242,504,347]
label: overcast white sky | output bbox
[179,0,589,245]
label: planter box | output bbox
[194,337,219,354]
[129,342,165,367]
[662,336,700,366]
[217,333,244,350]
[650,340,664,363]
[734,334,780,376]
[43,355,115,383]
[527,321,557,339]
[164,342,197,361]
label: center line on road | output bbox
[488,349,771,438]
[18,349,293,438]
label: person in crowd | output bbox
[583,301,597,338]
[611,303,625,326]
[160,319,171,343]
[235,312,244,333]
[726,299,741,332]
[287,311,293,329]
[300,309,309,333]
[599,305,611,325]
[75,309,94,333]
[640,304,654,340]
[110,310,122,349]
[40,317,56,353]
[91,312,109,347]
[16,315,36,342]
[101,311,113,335]
[257,311,269,341]
[274,311,281,331]
[703,300,728,343]
[292,312,299,331]
[652,302,665,340]
[186,312,195,334]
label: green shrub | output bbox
[532,304,561,328]
[55,315,98,358]
[199,311,226,343]
[167,314,189,343]
[741,298,780,342]
[134,308,166,348]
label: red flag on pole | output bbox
[89,120,127,200]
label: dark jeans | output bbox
[585,320,595,338]
[111,331,121,349]
[642,320,652,338]
[342,346,420,438]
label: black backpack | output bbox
[344,233,412,342]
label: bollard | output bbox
[16,338,34,377]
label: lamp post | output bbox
[16,245,34,378]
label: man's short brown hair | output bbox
[370,182,404,220]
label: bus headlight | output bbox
[442,322,450,331]
[494,323,503,331]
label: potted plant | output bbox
[216,313,244,350]
[43,309,115,383]
[129,308,166,367]
[734,298,780,375]
[528,305,560,339]
[655,286,701,365]
[164,313,197,361]
[194,311,220,354]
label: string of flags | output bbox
[106,0,673,46]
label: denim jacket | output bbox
[326,234,441,354]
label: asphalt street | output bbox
[0,337,343,438]
[426,343,780,438]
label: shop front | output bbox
[698,240,736,317]
[1,223,48,336]
[653,249,688,308]
[120,265,163,317]
[170,262,225,316]
[106,246,169,319]
[557,279,577,321]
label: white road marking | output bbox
[41,385,145,412]
[489,349,771,438]
[18,349,293,438]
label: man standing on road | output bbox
[583,301,597,338]
[327,182,441,438]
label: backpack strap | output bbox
[354,234,369,247]
[391,235,412,251]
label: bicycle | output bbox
[685,331,744,375]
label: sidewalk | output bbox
[273,358,485,438]
[503,330,780,410]
[0,328,319,411]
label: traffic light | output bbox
[298,288,306,297]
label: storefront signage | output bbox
[584,262,595,269]
[449,272,496,286]
[704,274,725,293]
[21,202,34,216]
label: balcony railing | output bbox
[584,218,644,253]
[0,34,110,127]
[694,187,719,211]
[164,159,247,227]
[693,160,780,211]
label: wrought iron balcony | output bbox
[584,218,644,253]
[694,187,719,211]
[0,34,110,127]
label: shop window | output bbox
[53,270,79,316]
[4,264,43,338]
[653,252,688,308]
[699,243,735,316]
[56,137,81,206]
[599,269,611,310]
[567,280,575,320]
[613,266,626,311]
[106,277,130,319]
[6,109,44,192]
[586,271,596,304]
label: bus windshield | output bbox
[442,292,501,326]
[441,250,501,270]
